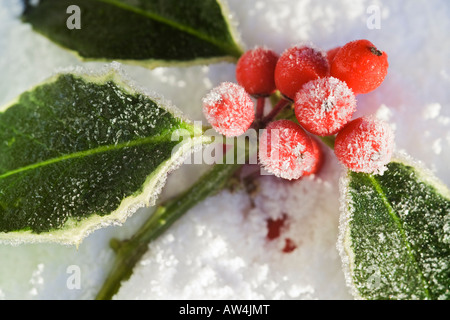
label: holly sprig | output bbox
[96,39,392,299]
[11,0,449,300]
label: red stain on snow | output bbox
[266,214,297,253]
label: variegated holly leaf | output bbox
[0,65,208,245]
[21,0,243,68]
[339,154,450,300]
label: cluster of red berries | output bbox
[202,39,394,179]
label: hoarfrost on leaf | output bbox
[0,63,208,245]
[339,153,450,300]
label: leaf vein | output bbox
[367,174,432,299]
[94,0,241,57]
[0,130,178,181]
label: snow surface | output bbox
[0,0,449,300]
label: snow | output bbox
[116,160,348,299]
[0,0,450,300]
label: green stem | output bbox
[96,149,245,300]
[95,90,332,299]
[319,135,336,150]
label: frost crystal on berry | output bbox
[295,76,357,136]
[302,137,323,176]
[259,120,315,180]
[202,82,255,137]
[334,116,395,174]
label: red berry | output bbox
[294,76,357,136]
[202,82,255,137]
[236,47,279,97]
[334,116,395,174]
[259,120,315,180]
[274,45,329,100]
[302,137,323,176]
[326,46,341,66]
[330,39,388,94]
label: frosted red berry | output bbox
[334,116,395,174]
[294,76,357,136]
[326,46,341,66]
[259,120,315,180]
[274,45,329,100]
[302,137,323,176]
[330,39,388,94]
[236,47,279,97]
[202,82,255,137]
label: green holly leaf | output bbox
[22,0,243,68]
[339,154,450,300]
[0,65,208,246]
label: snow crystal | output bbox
[432,139,442,155]
[375,104,393,122]
[423,103,441,120]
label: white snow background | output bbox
[0,0,449,300]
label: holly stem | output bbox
[262,98,291,126]
[269,90,283,108]
[319,135,336,149]
[255,97,265,122]
[95,142,247,300]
